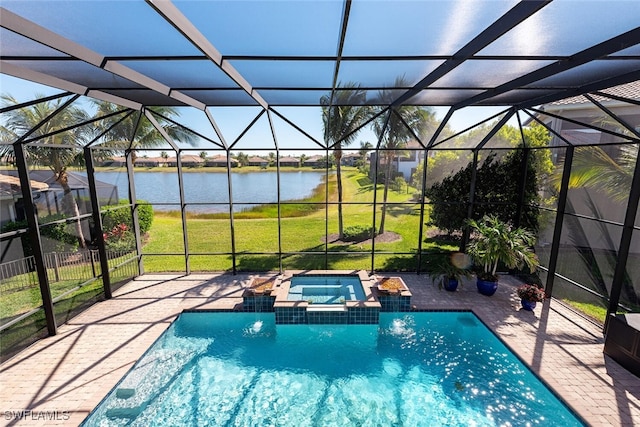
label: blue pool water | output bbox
[287,275,366,303]
[82,312,584,426]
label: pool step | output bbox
[306,304,347,312]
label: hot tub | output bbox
[287,274,366,303]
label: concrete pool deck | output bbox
[0,272,638,426]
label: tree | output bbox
[235,152,249,167]
[299,153,307,168]
[268,152,276,167]
[199,151,207,160]
[321,83,370,239]
[550,121,638,307]
[372,79,436,234]
[357,141,372,169]
[425,122,552,234]
[92,102,196,163]
[1,94,91,248]
[560,144,636,202]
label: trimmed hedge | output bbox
[343,225,375,242]
[102,200,153,234]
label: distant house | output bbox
[100,156,126,167]
[368,140,425,181]
[303,155,325,168]
[167,155,204,167]
[0,170,118,263]
[1,170,120,217]
[341,153,360,166]
[0,174,49,263]
[0,174,49,226]
[247,156,268,167]
[136,157,168,167]
[278,156,299,167]
[206,155,238,167]
[396,140,425,181]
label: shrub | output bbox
[102,200,154,234]
[103,223,136,252]
[425,151,540,234]
[342,225,375,242]
[0,214,79,255]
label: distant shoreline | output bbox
[1,166,340,174]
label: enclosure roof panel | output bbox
[0,0,639,109]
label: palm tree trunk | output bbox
[56,170,86,248]
[378,157,392,235]
[335,148,344,239]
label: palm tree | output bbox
[551,119,639,307]
[1,94,91,247]
[321,82,370,239]
[372,79,436,234]
[562,144,636,202]
[92,102,196,163]
[235,152,249,167]
[357,141,372,168]
[299,153,308,168]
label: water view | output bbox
[94,171,326,213]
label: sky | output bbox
[0,74,517,155]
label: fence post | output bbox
[53,252,60,282]
[90,250,97,277]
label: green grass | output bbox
[141,169,444,272]
[561,300,608,324]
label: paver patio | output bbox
[0,272,638,426]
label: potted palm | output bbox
[429,253,472,292]
[466,215,539,296]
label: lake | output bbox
[94,170,327,213]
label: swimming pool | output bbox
[287,274,366,303]
[81,312,585,426]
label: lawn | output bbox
[141,169,451,272]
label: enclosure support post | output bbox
[416,149,429,274]
[226,150,237,275]
[325,147,329,271]
[126,150,144,275]
[175,152,190,275]
[84,147,112,299]
[515,147,530,228]
[545,146,574,298]
[14,142,57,335]
[607,148,640,317]
[461,151,479,252]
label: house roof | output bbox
[0,174,48,197]
[169,155,203,163]
[548,81,640,107]
[1,170,114,191]
[279,156,299,162]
